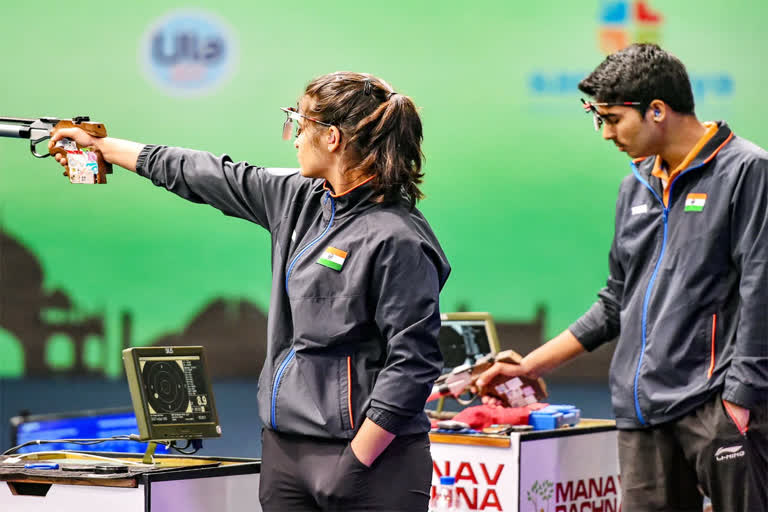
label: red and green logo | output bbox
[599,1,663,54]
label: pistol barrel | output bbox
[0,124,30,138]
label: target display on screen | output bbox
[139,356,213,425]
[123,346,221,441]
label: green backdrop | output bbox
[0,1,765,377]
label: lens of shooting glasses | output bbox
[593,113,602,131]
[282,117,293,140]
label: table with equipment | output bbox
[429,419,621,512]
[0,451,260,512]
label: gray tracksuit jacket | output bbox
[136,145,451,438]
[570,122,768,429]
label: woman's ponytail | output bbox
[303,72,425,207]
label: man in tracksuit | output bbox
[477,44,768,511]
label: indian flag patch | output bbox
[684,193,707,212]
[317,246,348,271]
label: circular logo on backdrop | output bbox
[140,9,239,97]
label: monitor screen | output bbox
[9,408,169,454]
[438,312,500,373]
[123,346,221,441]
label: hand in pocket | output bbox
[326,444,371,503]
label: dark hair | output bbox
[303,72,424,207]
[578,43,695,115]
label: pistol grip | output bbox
[50,119,111,183]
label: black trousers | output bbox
[618,392,768,512]
[259,428,432,512]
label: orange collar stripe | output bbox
[671,122,718,175]
[701,132,735,166]
[323,175,376,198]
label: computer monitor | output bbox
[123,346,221,441]
[9,408,169,454]
[438,312,500,374]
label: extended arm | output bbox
[475,329,587,388]
[50,128,144,172]
[49,127,307,231]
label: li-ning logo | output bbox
[599,1,663,54]
[140,9,239,97]
[715,445,745,461]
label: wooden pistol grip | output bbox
[50,120,112,183]
[48,145,68,161]
[69,120,112,176]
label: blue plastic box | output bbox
[528,405,581,430]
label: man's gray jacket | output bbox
[570,122,768,429]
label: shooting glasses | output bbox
[281,107,332,140]
[581,98,642,131]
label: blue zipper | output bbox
[270,349,295,429]
[629,160,708,425]
[271,192,336,429]
[284,192,336,293]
